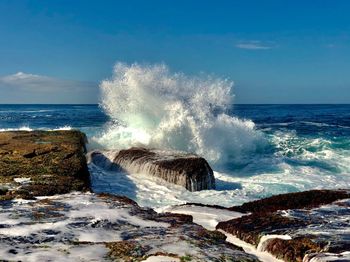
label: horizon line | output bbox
[0,103,349,106]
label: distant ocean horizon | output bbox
[1,103,349,105]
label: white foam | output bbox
[0,126,33,132]
[0,126,73,132]
[306,252,350,262]
[0,192,169,240]
[13,177,31,184]
[144,256,180,262]
[53,125,73,131]
[160,205,244,230]
[221,231,285,262]
[96,62,266,165]
[0,243,109,262]
[159,204,285,262]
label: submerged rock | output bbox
[0,130,90,200]
[216,189,350,262]
[90,147,216,191]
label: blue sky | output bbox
[0,0,349,103]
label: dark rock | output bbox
[0,186,8,195]
[180,202,232,210]
[229,189,350,214]
[215,189,350,262]
[8,249,18,254]
[97,192,139,206]
[217,213,306,246]
[0,130,90,200]
[264,237,323,262]
[91,147,215,191]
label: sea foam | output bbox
[97,62,265,165]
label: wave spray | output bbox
[97,62,265,165]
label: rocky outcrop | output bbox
[90,147,215,191]
[0,192,259,262]
[0,130,90,200]
[228,189,350,213]
[0,131,258,261]
[216,189,350,262]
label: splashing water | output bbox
[97,62,266,165]
[0,104,349,207]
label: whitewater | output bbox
[1,62,349,208]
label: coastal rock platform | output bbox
[215,189,350,262]
[0,192,259,261]
[2,130,349,261]
[0,131,258,261]
[0,130,90,200]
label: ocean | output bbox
[1,103,349,209]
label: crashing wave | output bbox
[96,62,266,165]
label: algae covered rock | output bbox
[0,130,90,199]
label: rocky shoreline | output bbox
[216,190,350,261]
[1,131,349,261]
[0,131,90,200]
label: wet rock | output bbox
[264,237,323,262]
[8,249,18,254]
[0,186,8,195]
[0,192,259,262]
[217,213,307,245]
[106,240,151,260]
[0,130,90,199]
[304,251,350,262]
[229,189,350,214]
[90,147,215,191]
[216,189,350,262]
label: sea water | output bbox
[1,63,349,208]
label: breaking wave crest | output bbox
[97,62,266,165]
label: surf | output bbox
[95,62,266,166]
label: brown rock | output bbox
[91,147,215,191]
[0,130,90,199]
[229,189,350,214]
[264,237,323,262]
[216,213,306,246]
[216,189,350,261]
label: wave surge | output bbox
[97,62,265,165]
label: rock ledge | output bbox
[0,130,90,200]
[91,147,216,191]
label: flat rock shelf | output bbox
[0,130,90,200]
[0,192,259,261]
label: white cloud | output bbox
[0,72,92,92]
[235,41,274,50]
[0,72,98,103]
